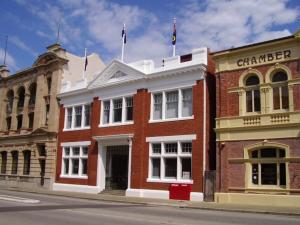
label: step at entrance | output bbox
[100,189,126,196]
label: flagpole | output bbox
[173,45,175,57]
[3,35,8,65]
[83,48,87,80]
[121,23,125,62]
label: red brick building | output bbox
[213,30,300,206]
[53,48,215,201]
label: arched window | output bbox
[272,71,288,110]
[1,151,7,174]
[245,75,260,113]
[17,86,25,109]
[29,83,37,106]
[23,150,31,175]
[11,151,18,175]
[6,90,14,114]
[250,148,286,186]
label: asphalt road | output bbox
[0,190,299,225]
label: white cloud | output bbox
[0,48,18,71]
[36,30,52,40]
[14,0,299,65]
[179,0,299,51]
[10,36,38,57]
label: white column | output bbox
[178,89,182,118]
[127,138,132,189]
[162,92,166,120]
[122,97,126,123]
[97,143,106,192]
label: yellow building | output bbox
[212,29,300,206]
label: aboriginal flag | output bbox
[122,25,127,44]
[172,21,176,45]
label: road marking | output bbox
[0,195,40,204]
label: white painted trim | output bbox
[59,175,88,179]
[126,188,169,199]
[99,95,134,127]
[93,134,134,141]
[63,127,91,131]
[53,183,100,194]
[146,178,193,184]
[98,144,106,192]
[99,121,133,128]
[146,134,196,142]
[125,188,204,202]
[61,141,91,147]
[149,116,194,123]
[63,101,93,108]
[190,192,204,201]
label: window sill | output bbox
[147,178,193,184]
[246,185,287,191]
[63,127,91,131]
[99,121,134,127]
[149,116,194,124]
[60,175,88,179]
[243,112,261,116]
[271,109,290,113]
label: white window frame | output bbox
[150,87,194,123]
[60,145,88,179]
[64,104,91,131]
[147,140,193,184]
[99,96,134,127]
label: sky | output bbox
[0,0,299,73]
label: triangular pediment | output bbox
[87,60,145,89]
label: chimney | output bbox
[0,64,10,78]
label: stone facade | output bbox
[213,29,300,205]
[0,44,105,189]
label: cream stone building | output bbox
[0,44,105,189]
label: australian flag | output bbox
[122,25,127,44]
[172,21,176,45]
[84,55,88,71]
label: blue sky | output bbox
[0,0,299,73]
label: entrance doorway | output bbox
[105,146,128,190]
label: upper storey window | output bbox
[245,75,260,113]
[64,104,91,130]
[29,83,37,106]
[17,86,25,109]
[272,71,288,110]
[6,90,14,114]
[101,96,133,126]
[151,88,193,122]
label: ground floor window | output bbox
[250,148,286,187]
[1,151,7,174]
[23,150,31,175]
[149,141,192,181]
[62,146,88,177]
[11,151,18,175]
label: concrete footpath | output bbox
[2,186,300,216]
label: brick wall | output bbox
[217,138,300,192]
[55,73,216,193]
[216,60,300,118]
